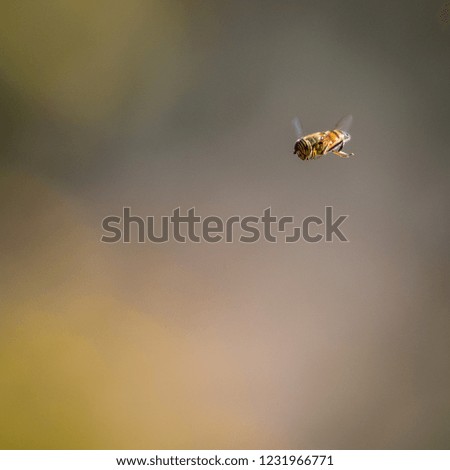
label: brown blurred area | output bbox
[0,0,449,449]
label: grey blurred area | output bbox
[0,0,449,449]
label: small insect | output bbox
[292,115,355,161]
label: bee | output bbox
[293,115,355,161]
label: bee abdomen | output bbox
[295,139,310,160]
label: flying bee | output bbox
[292,115,355,161]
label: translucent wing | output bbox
[292,117,304,138]
[334,114,353,132]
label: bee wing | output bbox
[292,117,304,138]
[334,114,353,132]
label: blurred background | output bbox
[0,0,449,449]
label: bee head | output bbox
[342,131,351,143]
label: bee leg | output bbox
[333,151,354,158]
[332,151,348,158]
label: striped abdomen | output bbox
[293,138,311,160]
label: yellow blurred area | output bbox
[0,299,268,449]
[0,170,270,449]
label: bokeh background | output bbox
[1,0,449,449]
